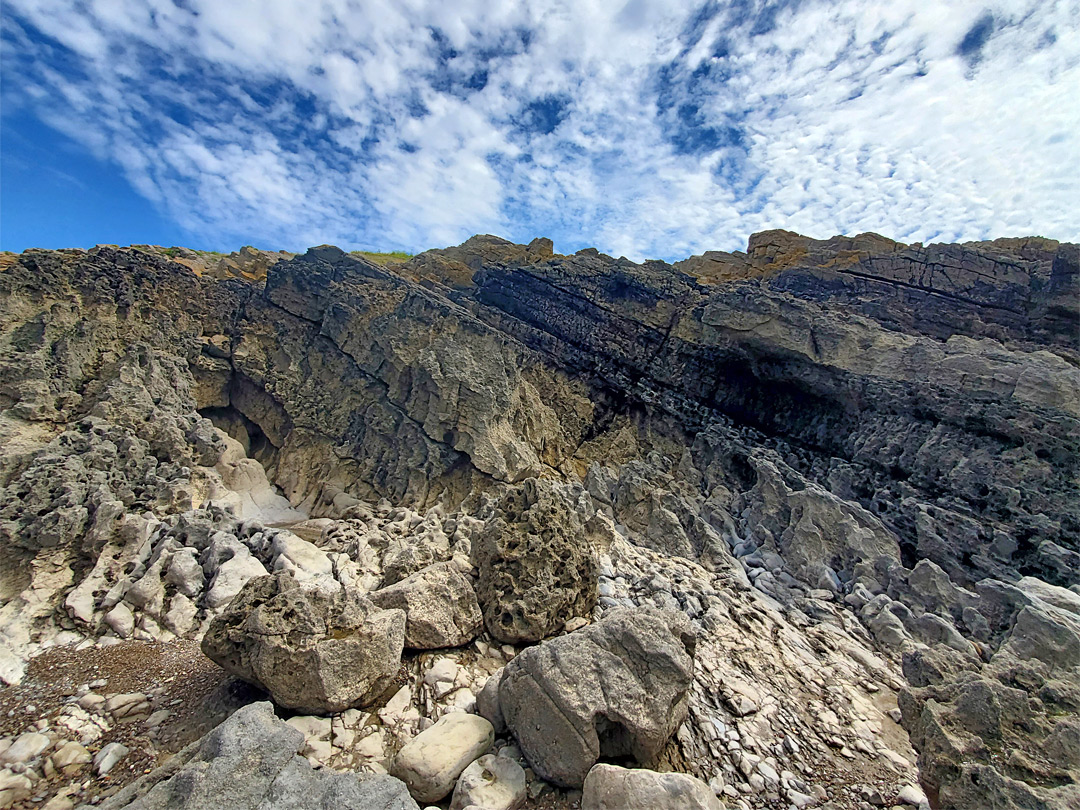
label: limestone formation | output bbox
[369,561,483,649]
[499,607,696,788]
[201,572,406,714]
[473,478,598,643]
[0,231,1077,810]
[898,578,1080,810]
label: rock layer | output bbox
[0,230,1077,810]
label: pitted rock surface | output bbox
[201,572,405,714]
[473,478,598,643]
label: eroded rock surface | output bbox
[0,231,1077,810]
[499,607,695,787]
[370,561,482,650]
[201,572,405,714]
[473,479,598,643]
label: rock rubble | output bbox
[0,231,1076,810]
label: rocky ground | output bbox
[0,231,1076,810]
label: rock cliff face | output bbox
[0,230,1076,810]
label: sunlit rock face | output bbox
[0,231,1076,810]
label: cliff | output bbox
[0,230,1076,810]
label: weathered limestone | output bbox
[582,764,723,810]
[390,713,494,803]
[370,562,482,649]
[473,479,598,644]
[201,572,405,714]
[499,607,695,788]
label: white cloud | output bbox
[2,0,1078,259]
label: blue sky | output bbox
[2,1,1078,261]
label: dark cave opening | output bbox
[199,405,278,468]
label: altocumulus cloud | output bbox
[2,0,1078,259]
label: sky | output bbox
[2,0,1078,261]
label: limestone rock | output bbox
[450,754,526,810]
[582,764,723,810]
[391,712,494,803]
[0,732,50,765]
[0,769,33,808]
[203,551,268,610]
[476,670,507,734]
[473,479,597,643]
[370,562,483,649]
[201,572,405,714]
[499,607,695,788]
[899,579,1080,810]
[51,742,91,774]
[94,742,129,776]
[96,701,419,810]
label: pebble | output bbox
[93,743,129,776]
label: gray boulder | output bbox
[499,607,695,788]
[476,669,507,734]
[582,764,723,810]
[473,479,598,643]
[370,562,483,649]
[201,572,405,714]
[92,701,418,810]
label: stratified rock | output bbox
[369,562,482,649]
[499,607,695,788]
[473,479,597,643]
[96,701,418,810]
[201,572,405,714]
[390,712,494,804]
[450,754,526,810]
[582,764,723,810]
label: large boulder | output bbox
[201,572,405,714]
[369,562,483,649]
[95,701,419,810]
[390,712,494,803]
[499,607,696,788]
[582,764,723,810]
[473,479,598,643]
